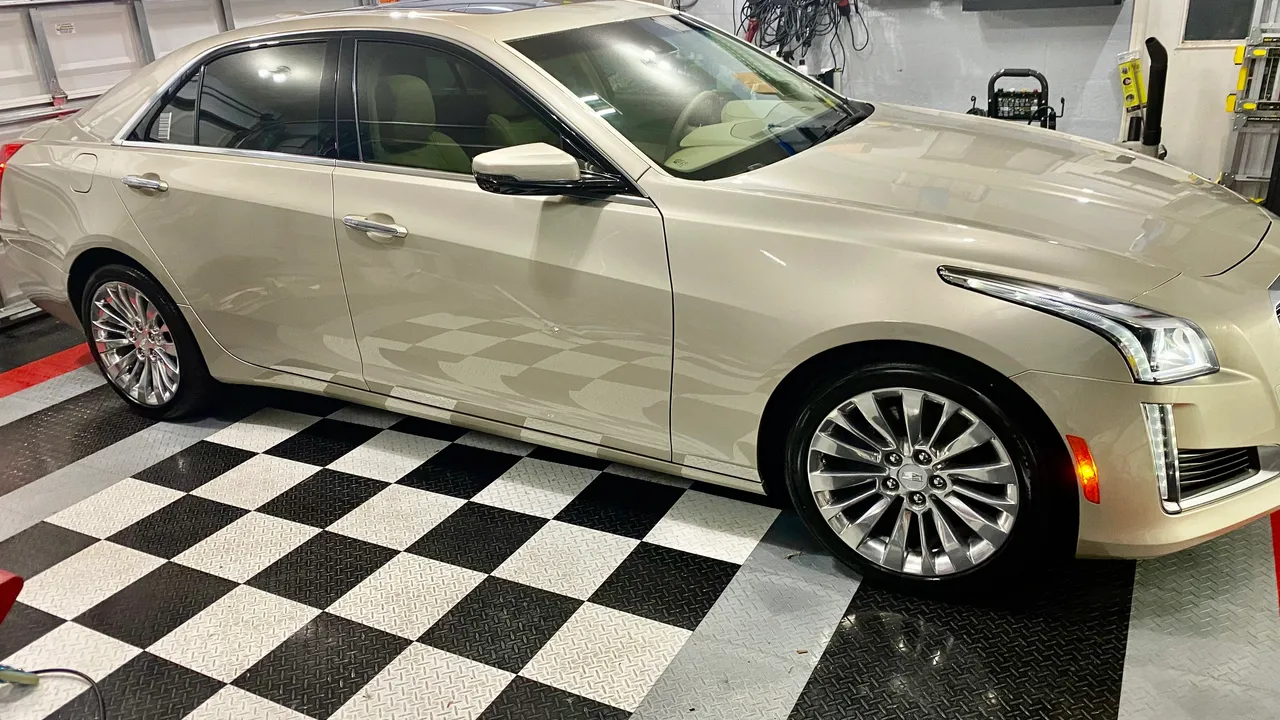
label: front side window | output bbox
[354,40,563,174]
[509,16,873,180]
[198,42,332,157]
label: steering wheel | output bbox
[665,90,729,163]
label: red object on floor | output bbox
[0,571,22,625]
[0,343,93,400]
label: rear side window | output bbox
[198,43,331,157]
[129,40,334,157]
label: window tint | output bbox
[197,42,331,157]
[1185,0,1252,41]
[134,72,199,145]
[354,40,562,174]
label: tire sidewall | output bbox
[783,361,1052,593]
[80,265,210,420]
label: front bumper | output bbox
[1015,370,1280,558]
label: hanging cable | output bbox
[738,0,869,66]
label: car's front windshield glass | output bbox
[508,15,873,180]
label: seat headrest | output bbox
[375,75,437,151]
[488,86,529,120]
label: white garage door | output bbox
[228,0,361,28]
[35,2,145,99]
[0,10,51,110]
[144,0,224,59]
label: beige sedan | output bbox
[3,0,1279,592]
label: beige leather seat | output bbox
[485,88,560,150]
[368,74,471,173]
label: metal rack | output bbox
[1222,0,1280,202]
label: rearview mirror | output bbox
[472,143,628,199]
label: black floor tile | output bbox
[398,444,521,499]
[258,468,384,528]
[788,560,1137,720]
[555,472,686,539]
[0,385,156,497]
[76,563,236,648]
[234,612,409,719]
[265,418,380,466]
[527,446,611,471]
[590,542,739,631]
[135,441,257,493]
[477,677,629,720]
[407,502,545,573]
[49,652,222,720]
[421,576,581,674]
[0,602,63,660]
[108,495,246,559]
[0,315,84,373]
[248,531,397,609]
[0,522,96,580]
[389,415,468,442]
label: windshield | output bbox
[508,16,872,180]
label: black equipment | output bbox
[967,69,1066,130]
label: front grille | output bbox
[1177,447,1261,498]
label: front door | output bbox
[332,37,672,458]
[112,36,364,388]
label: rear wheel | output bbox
[80,264,215,419]
[783,360,1069,594]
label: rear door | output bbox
[110,34,365,388]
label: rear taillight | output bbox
[0,141,28,222]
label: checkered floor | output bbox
[0,403,779,719]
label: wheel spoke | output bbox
[931,504,973,572]
[946,460,1017,485]
[882,504,912,571]
[916,510,935,576]
[924,399,956,454]
[812,430,884,465]
[837,495,894,549]
[93,300,131,330]
[850,394,899,451]
[109,285,136,324]
[940,494,1008,544]
[935,419,993,464]
[809,468,883,492]
[901,389,926,450]
[817,484,880,520]
[91,281,180,407]
[828,409,895,452]
[951,484,1018,512]
[91,319,126,336]
[96,337,133,350]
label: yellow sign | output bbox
[1117,56,1146,111]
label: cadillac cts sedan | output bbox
[3,0,1280,592]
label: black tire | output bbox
[80,264,216,420]
[782,359,1075,597]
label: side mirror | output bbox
[472,143,628,198]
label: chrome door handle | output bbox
[342,214,407,241]
[121,175,168,192]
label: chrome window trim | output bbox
[117,139,338,167]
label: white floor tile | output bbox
[205,409,318,453]
[522,603,689,712]
[184,686,311,720]
[20,542,165,619]
[149,586,319,683]
[328,484,464,550]
[45,478,184,539]
[0,623,139,718]
[327,553,484,639]
[191,455,317,510]
[327,430,448,482]
[644,490,779,564]
[472,458,600,519]
[174,512,318,583]
[494,521,637,600]
[331,644,512,720]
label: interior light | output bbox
[257,68,270,78]
[1066,435,1100,504]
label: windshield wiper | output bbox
[813,111,861,144]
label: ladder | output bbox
[1222,0,1280,201]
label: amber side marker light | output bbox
[1067,435,1100,504]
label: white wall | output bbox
[1128,0,1240,179]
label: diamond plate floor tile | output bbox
[522,602,690,712]
[472,458,602,519]
[644,489,780,564]
[75,562,236,649]
[555,472,686,540]
[20,541,166,619]
[0,602,63,661]
[328,552,485,640]
[134,440,257,493]
[590,542,739,631]
[0,622,140,718]
[399,444,522,500]
[205,409,319,453]
[478,677,630,720]
[265,419,381,467]
[109,495,247,559]
[184,686,311,720]
[190,455,318,511]
[45,477,184,539]
[494,520,638,600]
[327,429,449,482]
[408,502,546,574]
[49,651,224,720]
[248,531,397,609]
[173,511,319,583]
[1118,662,1280,720]
[234,612,410,720]
[0,366,103,427]
[0,522,96,580]
[257,469,385,528]
[327,484,464,551]
[331,643,513,720]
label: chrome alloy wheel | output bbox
[807,388,1019,577]
[90,281,180,407]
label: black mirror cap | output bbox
[474,172,629,200]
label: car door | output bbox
[111,35,365,388]
[332,35,673,459]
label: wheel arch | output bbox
[66,244,178,320]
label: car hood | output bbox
[722,103,1271,278]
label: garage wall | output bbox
[691,0,1134,143]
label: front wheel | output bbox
[80,264,215,420]
[783,361,1068,594]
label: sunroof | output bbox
[380,0,603,13]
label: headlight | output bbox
[938,266,1218,384]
